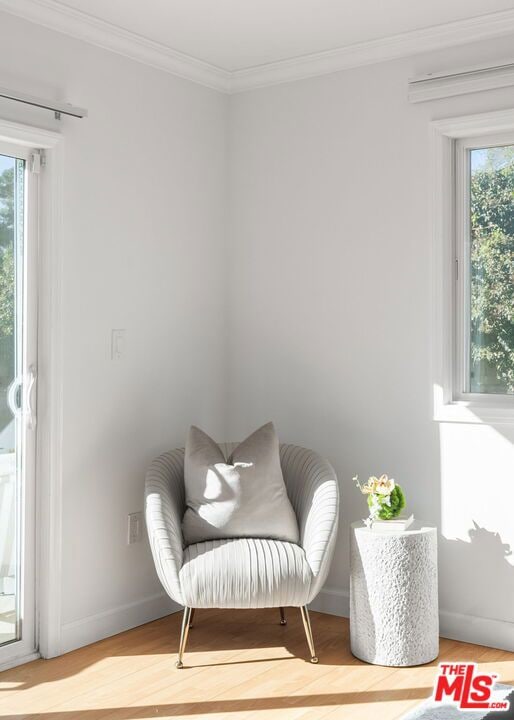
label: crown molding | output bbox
[1,0,514,95]
[229,9,514,92]
[0,0,231,93]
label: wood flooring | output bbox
[1,609,513,720]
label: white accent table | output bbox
[350,520,439,667]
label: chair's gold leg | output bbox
[279,607,287,625]
[189,608,196,629]
[176,606,192,668]
[300,606,318,663]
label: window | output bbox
[431,110,514,422]
[455,137,514,395]
[0,139,38,667]
[0,150,25,648]
[456,136,514,397]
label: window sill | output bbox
[434,401,514,425]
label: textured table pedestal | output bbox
[350,521,438,667]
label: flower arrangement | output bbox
[353,474,406,526]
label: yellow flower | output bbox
[360,476,378,494]
[354,473,396,498]
[374,474,395,496]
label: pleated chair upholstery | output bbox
[145,443,339,610]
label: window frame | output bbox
[0,118,64,667]
[431,110,514,424]
[454,131,514,403]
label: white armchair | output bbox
[145,443,339,667]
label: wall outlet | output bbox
[127,511,143,544]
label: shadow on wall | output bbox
[440,522,514,624]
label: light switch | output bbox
[111,329,126,360]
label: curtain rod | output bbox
[0,86,87,119]
[408,62,514,103]
[409,61,514,86]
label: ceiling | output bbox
[38,0,514,71]
[2,0,514,91]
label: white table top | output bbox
[351,520,437,536]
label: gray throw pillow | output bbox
[182,422,299,545]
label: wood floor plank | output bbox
[0,610,322,719]
[0,611,512,720]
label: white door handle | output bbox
[25,365,37,430]
[7,376,22,418]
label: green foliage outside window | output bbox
[470,147,514,394]
[0,165,14,340]
[0,162,16,436]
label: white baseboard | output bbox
[59,592,179,656]
[311,586,514,653]
[53,586,514,658]
[440,610,514,653]
[310,586,349,617]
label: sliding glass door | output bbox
[0,141,38,667]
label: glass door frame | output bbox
[0,118,63,669]
[0,138,38,669]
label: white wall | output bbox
[227,37,514,649]
[1,9,514,658]
[0,12,227,654]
